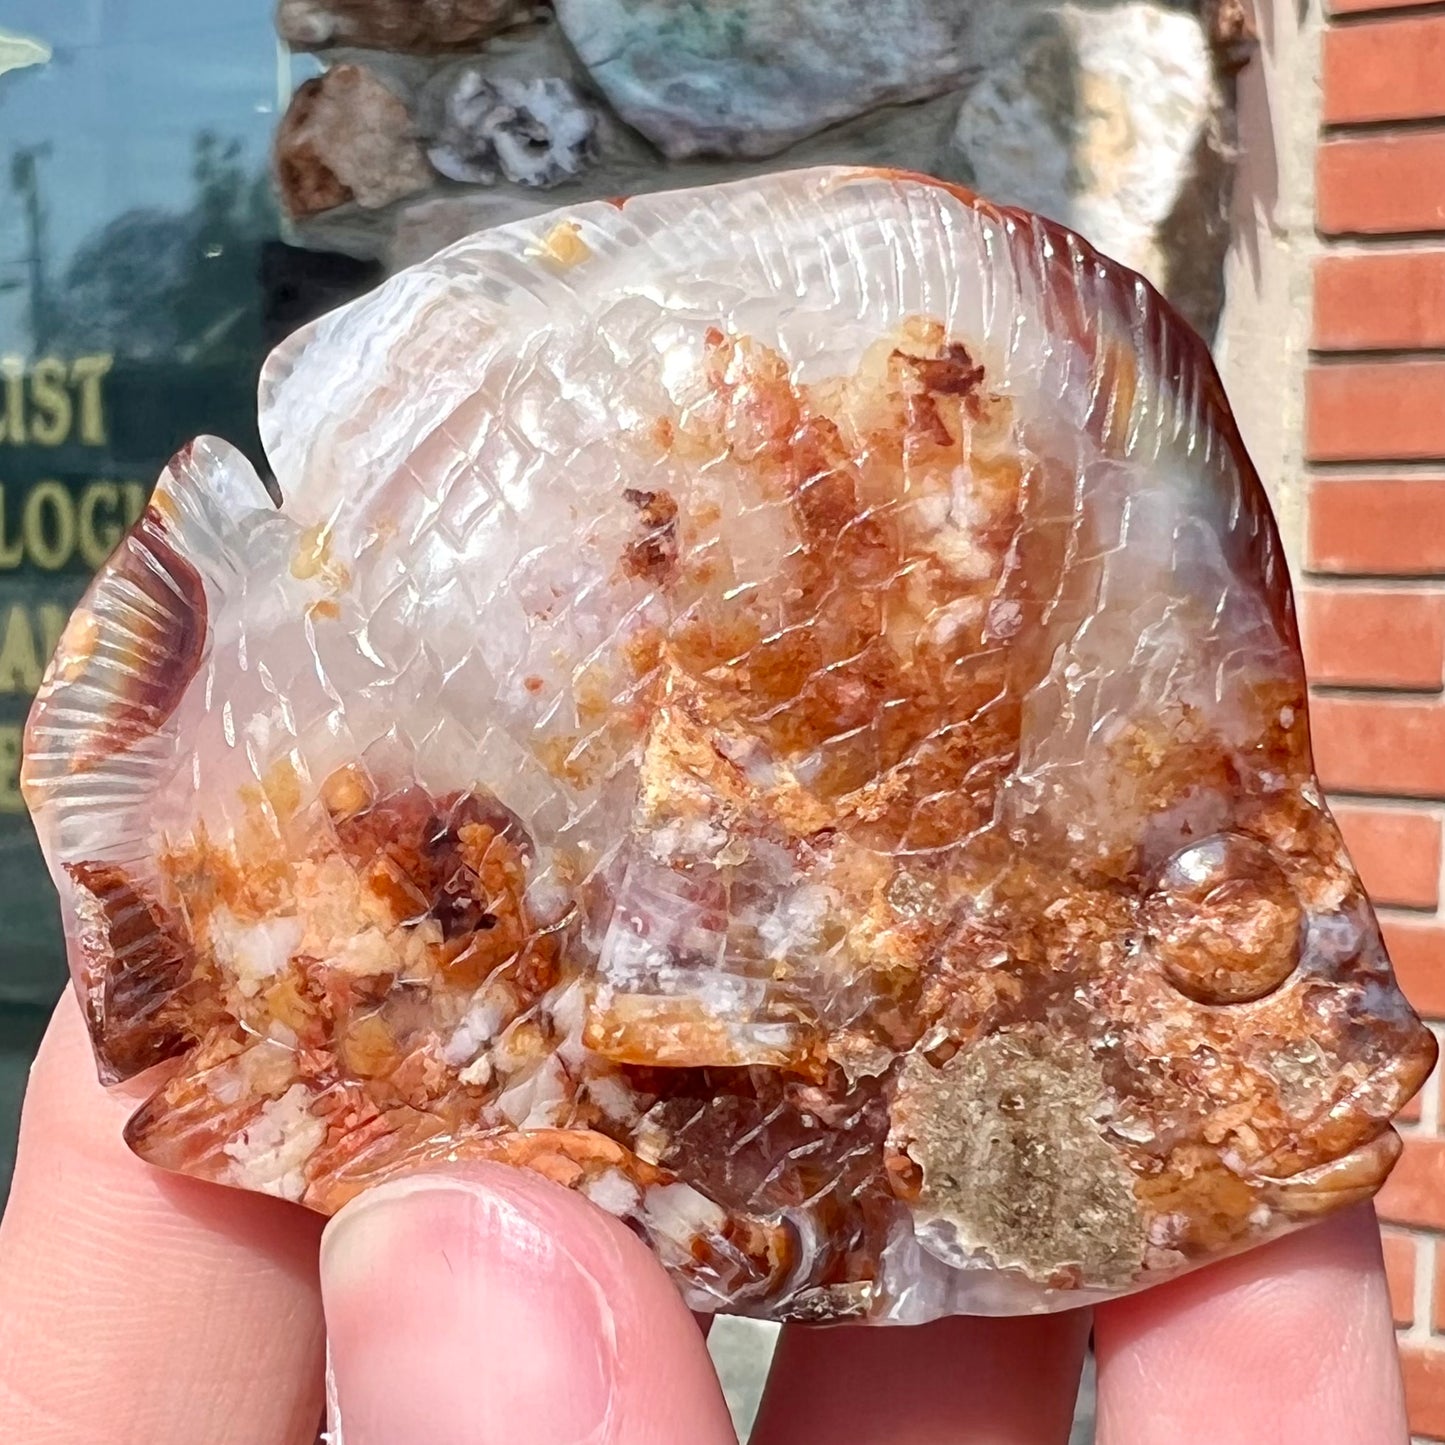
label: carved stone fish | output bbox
[23,168,1435,1322]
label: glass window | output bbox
[0,0,296,1199]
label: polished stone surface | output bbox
[23,169,1433,1322]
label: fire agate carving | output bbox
[23,169,1435,1321]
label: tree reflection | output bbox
[8,144,53,352]
[53,130,273,368]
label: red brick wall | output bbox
[1309,1,1445,1434]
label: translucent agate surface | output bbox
[23,168,1436,1322]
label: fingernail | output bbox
[321,1170,618,1445]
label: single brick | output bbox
[1323,17,1445,124]
[1307,363,1445,462]
[1402,1344,1445,1441]
[1301,588,1445,690]
[1331,803,1442,908]
[1384,1231,1417,1328]
[1311,697,1445,797]
[1379,1137,1445,1230]
[1398,1072,1425,1124]
[1309,480,1445,576]
[1381,920,1445,1018]
[1433,1242,1445,1334]
[1314,252,1445,351]
[1318,134,1445,236]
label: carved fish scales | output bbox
[22,168,1435,1321]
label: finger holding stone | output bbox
[319,1162,738,1445]
[0,993,326,1445]
[1092,1205,1407,1445]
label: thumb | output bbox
[320,1164,738,1445]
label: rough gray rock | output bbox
[943,2,1228,336]
[277,0,536,53]
[274,64,433,218]
[420,69,597,187]
[553,0,972,160]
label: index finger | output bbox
[0,994,326,1444]
[1093,1205,1407,1443]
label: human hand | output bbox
[0,995,1412,1443]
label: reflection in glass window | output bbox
[0,1,323,1201]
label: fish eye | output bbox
[1143,833,1303,1005]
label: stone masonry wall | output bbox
[1301,1,1445,1438]
[272,0,1247,342]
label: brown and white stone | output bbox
[274,64,432,218]
[276,0,536,53]
[23,169,1434,1323]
